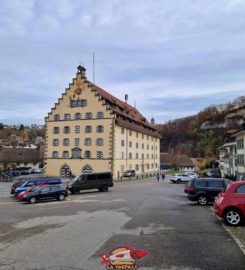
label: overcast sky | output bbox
[1,0,245,125]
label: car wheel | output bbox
[58,194,65,201]
[224,209,242,226]
[98,188,103,192]
[102,185,109,192]
[177,179,181,184]
[198,195,208,205]
[29,197,36,204]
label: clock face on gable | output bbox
[75,87,82,96]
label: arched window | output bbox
[62,151,69,159]
[60,164,71,177]
[63,138,70,146]
[97,112,104,119]
[72,148,81,158]
[64,114,71,120]
[74,113,81,120]
[52,151,58,158]
[84,138,92,146]
[82,165,93,173]
[96,125,104,133]
[53,127,60,134]
[85,112,93,119]
[96,138,104,146]
[85,126,92,133]
[84,151,91,159]
[63,126,70,134]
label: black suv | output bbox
[68,172,113,194]
[186,178,230,205]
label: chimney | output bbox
[77,65,86,77]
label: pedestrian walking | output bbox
[161,173,165,181]
[156,172,160,182]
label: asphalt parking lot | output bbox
[0,177,245,270]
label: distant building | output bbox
[160,153,194,171]
[232,123,245,180]
[218,141,237,179]
[0,148,43,170]
[45,66,161,178]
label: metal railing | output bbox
[0,173,13,182]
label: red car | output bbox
[17,185,47,201]
[214,181,245,226]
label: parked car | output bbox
[170,173,196,183]
[29,168,43,174]
[68,172,113,194]
[14,178,62,196]
[123,170,136,178]
[186,172,198,178]
[186,178,230,205]
[11,177,34,194]
[214,181,245,226]
[5,170,21,177]
[22,185,68,204]
[17,185,48,201]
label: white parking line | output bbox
[222,224,245,257]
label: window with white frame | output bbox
[84,138,92,146]
[97,151,103,159]
[62,151,69,159]
[53,139,59,146]
[63,126,70,134]
[121,152,124,159]
[96,125,104,133]
[136,153,138,159]
[64,114,71,120]
[52,151,58,158]
[84,151,91,159]
[121,140,125,147]
[96,138,104,146]
[78,99,87,107]
[75,126,80,133]
[74,138,80,146]
[129,152,132,159]
[63,138,70,146]
[85,125,92,133]
[72,148,81,158]
[54,114,60,121]
[120,165,125,173]
[136,142,138,148]
[237,139,244,149]
[129,141,132,147]
[97,112,104,119]
[85,112,93,119]
[74,112,81,120]
[135,164,139,171]
[53,127,60,134]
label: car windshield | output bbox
[223,183,231,193]
[33,187,42,192]
[71,176,80,183]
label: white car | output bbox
[170,173,196,183]
[186,172,198,178]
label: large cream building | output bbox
[45,66,161,178]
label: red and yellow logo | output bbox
[100,246,148,269]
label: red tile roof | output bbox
[91,83,161,138]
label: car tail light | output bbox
[187,186,196,192]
